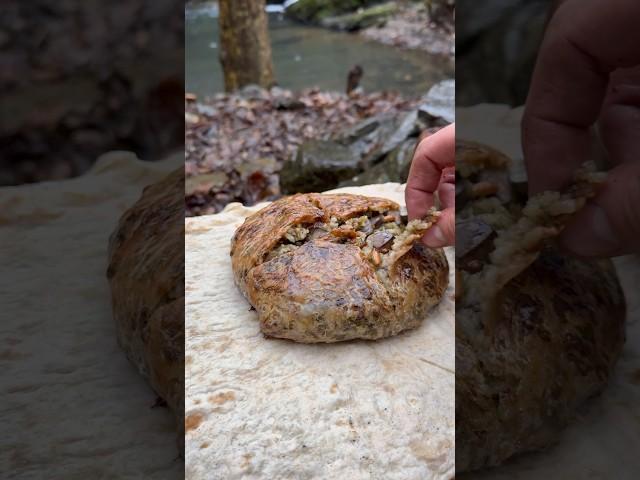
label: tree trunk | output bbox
[218,0,275,92]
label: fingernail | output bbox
[423,225,446,248]
[560,204,619,257]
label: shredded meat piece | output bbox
[266,204,442,272]
[331,226,357,239]
[368,230,394,251]
[466,161,605,305]
[383,208,441,268]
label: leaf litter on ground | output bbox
[185,87,419,217]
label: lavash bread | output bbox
[3,152,183,478]
[186,183,455,479]
[107,167,185,443]
[230,193,449,343]
[455,140,627,472]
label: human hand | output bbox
[405,123,455,248]
[522,0,640,257]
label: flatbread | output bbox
[185,183,455,480]
[1,152,183,478]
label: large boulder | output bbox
[319,2,397,31]
[285,0,386,25]
[456,0,550,105]
[340,137,417,186]
[418,79,455,124]
[279,139,362,194]
[280,110,420,194]
[337,110,418,166]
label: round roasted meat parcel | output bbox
[230,193,449,343]
[454,139,627,472]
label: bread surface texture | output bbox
[230,193,449,343]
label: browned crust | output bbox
[456,248,626,471]
[107,167,185,446]
[454,139,627,472]
[230,194,324,293]
[230,193,399,297]
[310,193,398,220]
[231,193,448,343]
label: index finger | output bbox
[405,123,455,220]
[522,0,640,194]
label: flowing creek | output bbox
[186,4,453,97]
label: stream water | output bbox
[186,5,453,98]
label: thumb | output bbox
[422,207,455,248]
[560,161,640,257]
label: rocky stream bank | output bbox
[185,80,453,216]
[286,0,454,56]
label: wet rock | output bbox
[280,139,362,194]
[236,157,279,177]
[456,0,550,106]
[378,111,418,158]
[269,86,306,110]
[185,172,229,196]
[319,3,397,32]
[286,0,383,25]
[238,84,270,100]
[418,79,454,124]
[195,104,217,117]
[381,137,417,180]
[340,115,380,142]
[337,110,418,167]
[340,137,416,187]
[273,96,306,111]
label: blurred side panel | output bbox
[1,1,185,478]
[0,0,184,185]
[455,0,639,477]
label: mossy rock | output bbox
[286,0,386,24]
[280,139,363,194]
[320,2,398,31]
[340,138,417,187]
